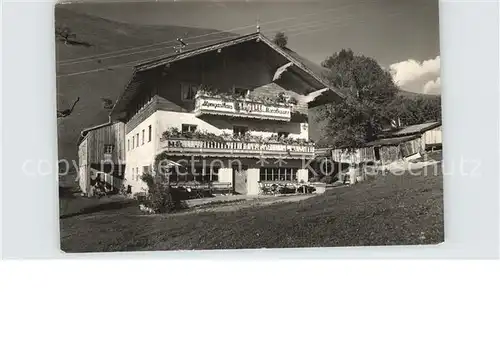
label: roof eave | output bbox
[384,121,442,138]
[109,70,139,119]
[257,34,344,100]
[77,121,114,145]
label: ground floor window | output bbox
[233,125,248,137]
[168,166,219,183]
[181,124,197,135]
[260,168,298,181]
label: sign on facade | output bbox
[195,96,291,121]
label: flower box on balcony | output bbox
[159,137,315,159]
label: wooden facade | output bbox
[111,33,341,123]
[78,122,126,195]
[85,122,126,164]
[421,126,442,150]
[118,40,318,126]
[330,122,442,167]
[331,147,376,164]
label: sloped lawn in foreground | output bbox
[61,168,443,253]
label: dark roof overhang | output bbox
[109,32,344,120]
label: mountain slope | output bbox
[397,89,438,99]
[56,7,237,163]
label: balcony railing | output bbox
[194,94,292,122]
[159,138,314,158]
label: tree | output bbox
[273,31,288,48]
[55,25,92,47]
[385,95,441,127]
[139,152,184,213]
[55,26,76,45]
[55,25,90,119]
[101,98,114,110]
[57,97,80,118]
[315,49,398,149]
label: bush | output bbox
[273,31,288,48]
[139,173,184,213]
[309,176,320,183]
[320,175,334,184]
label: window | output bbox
[142,129,145,145]
[181,83,198,101]
[136,133,139,147]
[277,132,290,139]
[208,167,219,182]
[233,86,249,98]
[127,139,130,151]
[136,167,139,180]
[104,144,114,154]
[169,166,219,183]
[148,125,152,142]
[132,136,135,149]
[233,126,248,137]
[181,124,198,135]
[260,168,297,182]
[131,167,135,181]
[143,165,151,175]
[198,166,219,182]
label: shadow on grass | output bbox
[65,39,93,47]
[60,199,137,219]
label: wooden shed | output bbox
[379,121,442,152]
[365,135,422,164]
[77,121,126,195]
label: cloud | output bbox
[423,77,441,95]
[389,56,441,95]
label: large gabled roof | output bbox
[109,32,344,119]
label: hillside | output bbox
[397,89,438,99]
[56,7,237,164]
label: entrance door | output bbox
[374,147,381,161]
[233,166,248,195]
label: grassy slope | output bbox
[56,7,237,164]
[61,166,444,253]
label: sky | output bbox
[65,0,441,95]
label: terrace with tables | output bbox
[167,180,317,199]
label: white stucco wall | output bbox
[218,168,233,184]
[125,110,312,194]
[246,168,260,195]
[125,114,158,193]
[296,169,309,183]
[78,138,88,193]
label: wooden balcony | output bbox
[194,94,292,122]
[159,138,314,159]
